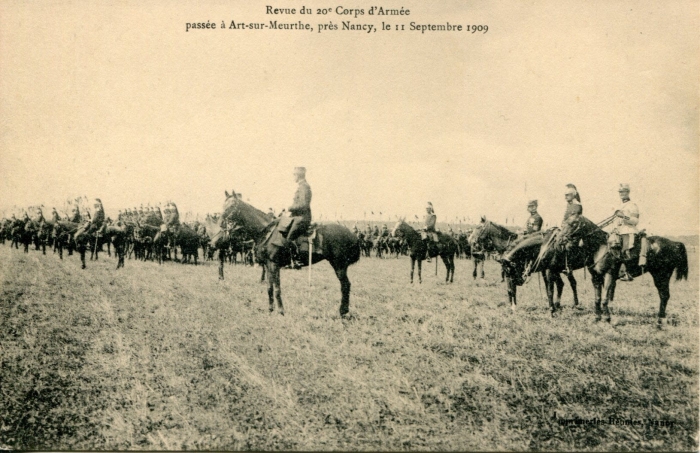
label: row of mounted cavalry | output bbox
[2,192,688,326]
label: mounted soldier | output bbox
[559,184,583,274]
[422,202,439,261]
[525,200,543,235]
[74,198,105,246]
[280,166,312,267]
[51,207,61,222]
[562,184,582,227]
[502,199,545,264]
[380,224,389,238]
[606,183,646,281]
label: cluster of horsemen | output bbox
[1,167,687,323]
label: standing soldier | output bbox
[284,167,312,267]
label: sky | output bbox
[1,0,698,235]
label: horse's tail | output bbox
[675,242,688,281]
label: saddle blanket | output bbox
[267,223,322,255]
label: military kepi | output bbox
[618,183,630,192]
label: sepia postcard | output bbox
[0,0,697,450]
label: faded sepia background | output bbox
[1,0,697,235]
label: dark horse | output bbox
[221,191,361,317]
[391,219,457,284]
[470,219,580,313]
[468,218,516,282]
[558,216,688,324]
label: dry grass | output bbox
[0,245,697,450]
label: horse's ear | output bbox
[481,216,486,223]
[225,190,230,198]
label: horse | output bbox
[133,222,160,260]
[468,218,517,281]
[456,233,471,259]
[221,190,360,317]
[391,219,457,284]
[103,222,133,269]
[558,216,688,324]
[470,218,581,313]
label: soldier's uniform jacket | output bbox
[380,227,389,237]
[424,213,437,232]
[613,200,639,235]
[561,200,582,226]
[92,208,105,228]
[289,180,312,222]
[525,213,543,234]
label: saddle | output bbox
[420,231,439,242]
[266,218,323,255]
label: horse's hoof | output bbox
[81,265,86,269]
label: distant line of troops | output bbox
[3,164,646,280]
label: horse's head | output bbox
[559,216,590,244]
[469,219,488,248]
[221,190,270,236]
[391,218,407,237]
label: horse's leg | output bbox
[79,245,86,269]
[334,265,351,317]
[506,276,517,312]
[410,257,415,284]
[441,255,450,283]
[266,262,275,312]
[273,263,283,315]
[472,259,477,279]
[260,264,266,283]
[544,269,556,315]
[651,270,672,325]
[417,259,422,284]
[450,255,455,283]
[554,273,564,311]
[601,272,616,323]
[567,273,579,307]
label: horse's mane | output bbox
[222,194,274,232]
[487,220,518,238]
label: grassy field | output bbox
[0,245,697,450]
